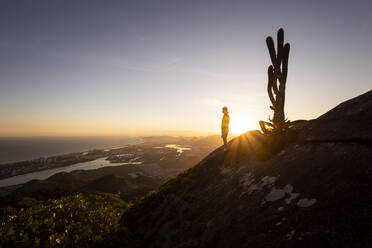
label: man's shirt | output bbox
[221,114,230,133]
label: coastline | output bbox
[0,136,142,164]
[0,135,222,195]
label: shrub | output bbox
[0,193,128,247]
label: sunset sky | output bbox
[0,0,371,136]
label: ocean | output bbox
[0,136,140,164]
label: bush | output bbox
[0,193,128,247]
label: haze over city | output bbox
[1,0,371,136]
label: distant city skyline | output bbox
[0,0,371,136]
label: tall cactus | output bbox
[260,28,290,134]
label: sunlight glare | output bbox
[229,115,257,134]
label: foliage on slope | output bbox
[118,168,200,248]
[0,192,128,247]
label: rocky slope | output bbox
[119,91,372,248]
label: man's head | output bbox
[222,106,228,114]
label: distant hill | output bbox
[141,134,237,146]
[0,133,224,197]
[119,90,372,248]
[9,164,162,202]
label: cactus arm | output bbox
[272,79,279,95]
[265,34,279,95]
[267,66,276,107]
[268,84,276,109]
[277,28,284,67]
[281,43,290,86]
[266,37,277,70]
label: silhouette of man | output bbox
[221,106,230,152]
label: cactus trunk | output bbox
[260,28,291,133]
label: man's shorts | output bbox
[221,133,228,139]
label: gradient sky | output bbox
[0,0,371,136]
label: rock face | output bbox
[119,91,372,248]
[298,90,372,141]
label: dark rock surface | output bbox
[119,91,372,248]
[298,90,372,141]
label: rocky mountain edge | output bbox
[118,90,372,248]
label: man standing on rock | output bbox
[221,106,230,152]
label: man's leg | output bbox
[222,134,228,151]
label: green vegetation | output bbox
[0,192,128,247]
[119,168,198,248]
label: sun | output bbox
[229,116,257,134]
